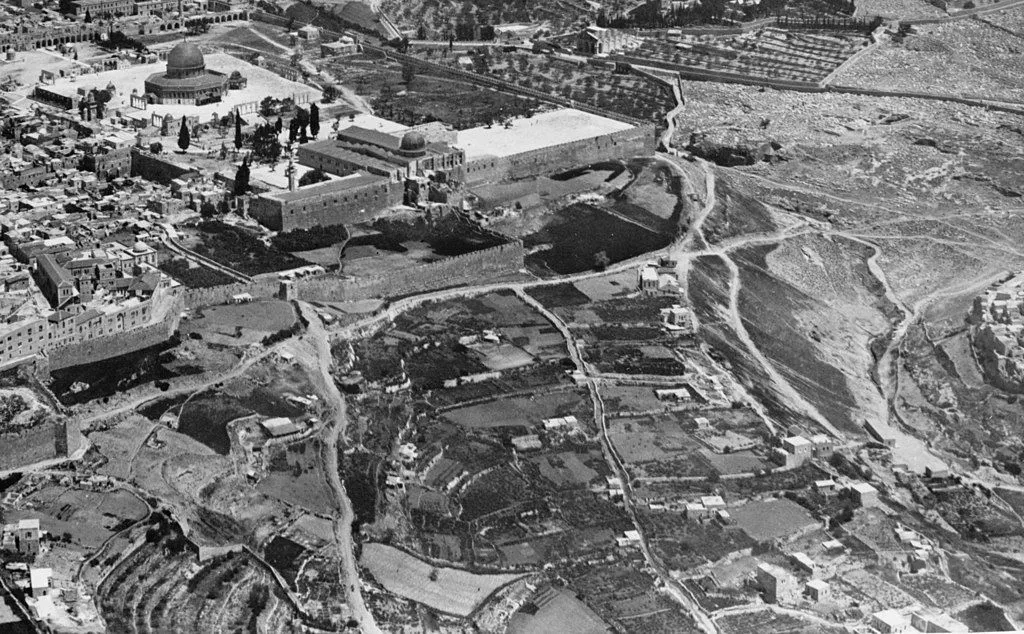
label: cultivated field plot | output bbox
[728,498,819,542]
[607,415,719,478]
[325,56,541,130]
[644,514,757,569]
[444,391,590,429]
[99,537,290,633]
[702,451,769,474]
[361,543,526,617]
[900,572,976,609]
[601,384,673,414]
[180,300,297,347]
[716,608,848,634]
[531,451,603,488]
[572,270,639,302]
[838,568,919,611]
[632,29,867,83]
[833,15,1024,103]
[258,438,338,516]
[382,0,585,36]
[9,486,148,548]
[478,51,674,123]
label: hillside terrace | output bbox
[624,29,869,84]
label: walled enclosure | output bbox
[463,125,657,187]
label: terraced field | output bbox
[631,29,868,83]
[98,539,295,633]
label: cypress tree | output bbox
[309,103,320,138]
[177,118,190,152]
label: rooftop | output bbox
[456,108,634,161]
[260,172,388,202]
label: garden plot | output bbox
[532,451,602,488]
[9,485,148,549]
[632,29,868,84]
[728,498,820,542]
[180,300,297,347]
[444,391,590,429]
[361,543,526,617]
[607,414,719,478]
[257,438,338,516]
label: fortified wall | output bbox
[299,240,525,302]
[179,241,526,309]
[464,125,656,187]
[0,418,81,471]
[47,316,180,371]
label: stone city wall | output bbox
[0,419,78,471]
[179,241,525,308]
[131,148,200,185]
[48,316,179,371]
[298,240,526,301]
[464,125,656,186]
[181,279,281,309]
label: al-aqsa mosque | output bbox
[143,40,245,106]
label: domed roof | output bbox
[400,131,426,152]
[166,41,204,74]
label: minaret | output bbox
[286,145,297,191]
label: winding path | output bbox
[297,302,381,634]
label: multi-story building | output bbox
[251,127,465,231]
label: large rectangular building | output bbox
[249,173,403,231]
[457,108,655,186]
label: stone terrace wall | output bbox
[613,55,828,91]
[464,126,656,186]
